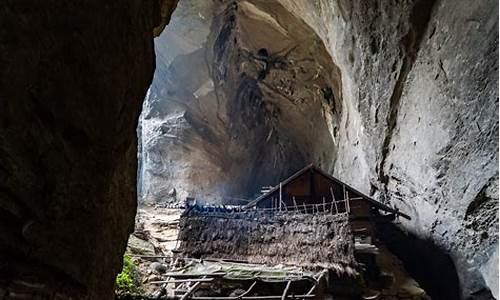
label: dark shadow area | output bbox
[376,222,461,300]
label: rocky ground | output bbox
[122,206,182,296]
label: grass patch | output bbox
[116,254,142,294]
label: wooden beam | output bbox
[164,272,226,278]
[149,278,214,284]
[280,200,287,212]
[281,281,292,300]
[307,270,327,296]
[279,182,283,211]
[330,187,338,214]
[306,284,316,296]
[342,184,346,201]
[190,295,316,300]
[346,191,350,213]
[180,279,204,300]
[239,281,257,297]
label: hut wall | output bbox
[178,209,356,272]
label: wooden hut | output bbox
[244,164,410,259]
[174,165,412,298]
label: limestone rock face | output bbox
[140,0,340,204]
[141,0,498,298]
[0,1,177,299]
[279,1,498,298]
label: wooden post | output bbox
[281,200,287,212]
[293,197,298,213]
[240,281,257,298]
[346,191,350,213]
[330,187,338,214]
[279,182,283,212]
[322,197,326,213]
[342,184,347,213]
[281,280,292,300]
[180,276,207,300]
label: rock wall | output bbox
[178,208,355,272]
[142,0,498,298]
[0,1,177,299]
[275,1,498,298]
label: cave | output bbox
[137,0,342,204]
[0,0,498,299]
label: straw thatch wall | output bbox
[177,207,356,274]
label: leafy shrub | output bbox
[116,254,142,294]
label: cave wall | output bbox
[141,0,498,298]
[275,0,498,298]
[0,1,177,299]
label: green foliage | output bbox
[116,254,142,294]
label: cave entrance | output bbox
[136,0,342,207]
[128,0,344,297]
[126,0,466,300]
